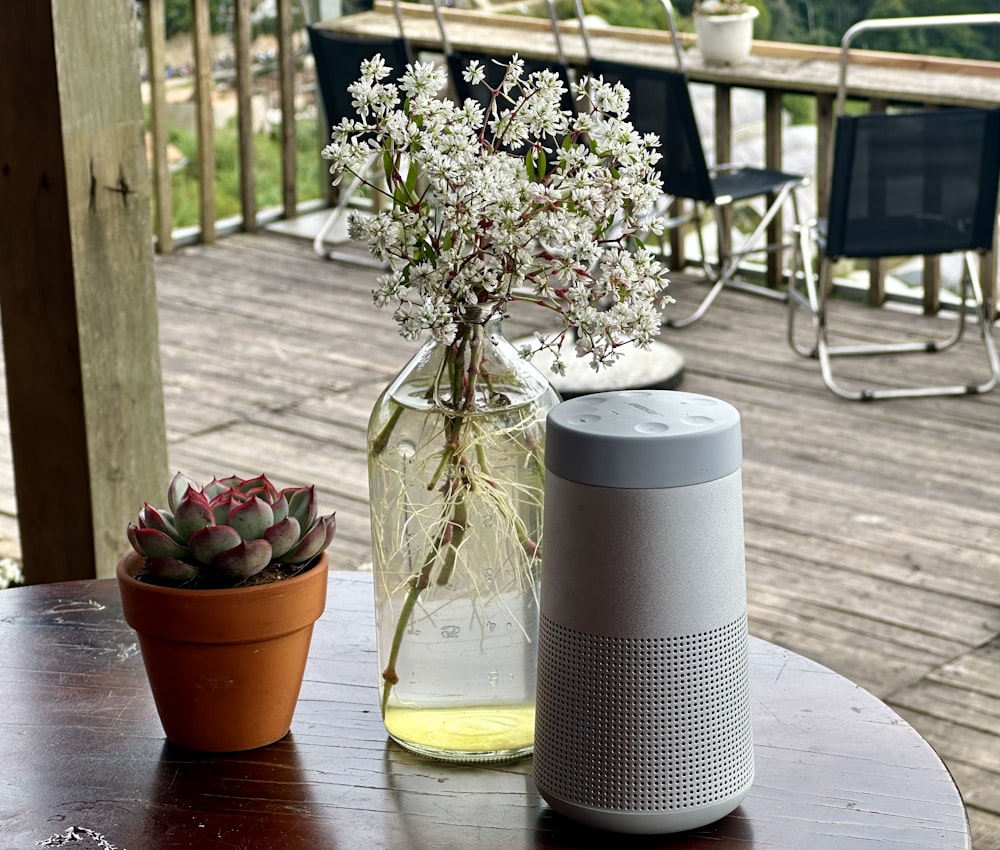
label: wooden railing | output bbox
[142,0,1000,313]
[143,0,303,254]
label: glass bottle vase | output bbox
[367,313,561,762]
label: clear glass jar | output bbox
[367,312,560,762]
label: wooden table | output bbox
[0,572,970,850]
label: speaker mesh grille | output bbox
[535,614,753,812]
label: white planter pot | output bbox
[694,7,759,65]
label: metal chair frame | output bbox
[787,14,1000,400]
[575,0,807,328]
[430,0,577,127]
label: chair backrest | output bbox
[447,51,576,117]
[435,0,576,130]
[825,107,1000,260]
[586,58,715,204]
[307,26,411,128]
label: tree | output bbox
[162,0,231,39]
[864,0,1000,60]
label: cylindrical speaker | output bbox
[534,390,754,834]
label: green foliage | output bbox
[164,117,324,230]
[580,0,671,30]
[159,0,306,40]
[783,93,816,126]
[859,0,1000,59]
[163,0,191,40]
[163,0,230,39]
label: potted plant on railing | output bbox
[116,472,337,752]
[693,0,759,65]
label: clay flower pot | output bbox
[117,550,329,752]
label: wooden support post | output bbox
[0,1,169,582]
[764,89,783,290]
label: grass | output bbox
[164,114,326,230]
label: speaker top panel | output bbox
[545,390,742,489]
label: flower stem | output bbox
[380,319,488,713]
[371,403,405,456]
[380,501,451,715]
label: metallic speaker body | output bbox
[534,391,754,834]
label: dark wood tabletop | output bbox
[0,571,970,850]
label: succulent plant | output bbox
[127,472,336,587]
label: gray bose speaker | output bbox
[534,390,754,834]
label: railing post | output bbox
[764,89,783,289]
[984,228,998,321]
[146,0,174,254]
[866,97,888,307]
[235,0,258,232]
[192,0,217,243]
[920,101,942,316]
[815,92,834,219]
[278,0,298,219]
[714,84,733,264]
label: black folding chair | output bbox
[306,23,411,263]
[787,14,1000,400]
[576,0,807,328]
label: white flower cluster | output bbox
[0,557,23,589]
[322,54,672,372]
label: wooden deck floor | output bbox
[8,226,1000,844]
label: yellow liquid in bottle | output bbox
[384,703,535,762]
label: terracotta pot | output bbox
[116,550,329,752]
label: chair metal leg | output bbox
[313,152,388,269]
[722,183,801,303]
[666,182,802,329]
[786,221,823,359]
[788,229,1000,400]
[821,267,967,359]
